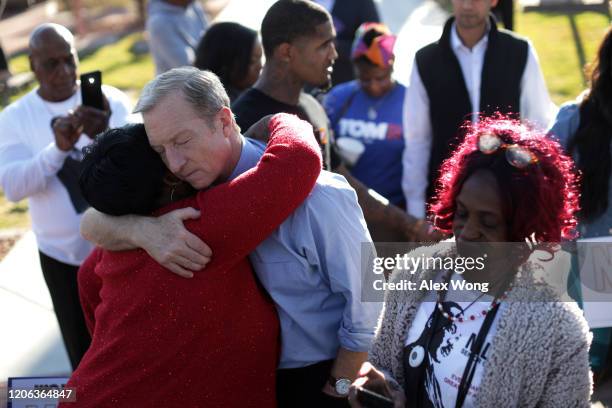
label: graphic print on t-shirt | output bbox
[337,118,403,141]
[404,300,495,408]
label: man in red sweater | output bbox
[62,112,321,407]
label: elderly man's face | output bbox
[144,91,235,189]
[30,34,78,102]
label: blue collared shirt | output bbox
[230,136,382,368]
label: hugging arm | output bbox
[81,114,321,275]
[80,207,210,278]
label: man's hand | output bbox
[135,207,213,278]
[243,114,275,142]
[322,348,368,399]
[348,362,405,408]
[52,113,82,151]
[410,219,447,242]
[75,95,111,139]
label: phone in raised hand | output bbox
[80,71,104,110]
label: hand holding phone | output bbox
[348,363,406,408]
[80,71,104,110]
[51,114,82,151]
[356,386,394,408]
[78,71,110,138]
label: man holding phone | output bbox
[0,23,134,369]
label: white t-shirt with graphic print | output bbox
[404,273,504,408]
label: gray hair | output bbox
[134,67,230,118]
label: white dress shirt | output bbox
[402,23,557,218]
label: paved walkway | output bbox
[0,231,71,379]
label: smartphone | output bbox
[356,386,394,408]
[80,71,104,110]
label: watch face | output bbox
[335,378,351,396]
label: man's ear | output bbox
[274,42,292,63]
[219,107,235,138]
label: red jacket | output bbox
[63,115,322,407]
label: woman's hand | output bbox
[348,362,406,408]
[243,114,275,142]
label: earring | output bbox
[163,174,182,202]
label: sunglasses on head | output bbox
[477,132,538,169]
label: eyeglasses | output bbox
[477,132,538,169]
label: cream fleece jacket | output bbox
[369,243,593,407]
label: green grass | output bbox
[0,191,29,230]
[8,53,30,74]
[515,10,609,105]
[78,32,154,91]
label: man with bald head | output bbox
[0,23,134,368]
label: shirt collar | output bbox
[228,136,265,181]
[450,21,490,52]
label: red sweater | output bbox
[62,115,322,408]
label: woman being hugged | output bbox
[350,117,592,407]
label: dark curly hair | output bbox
[567,26,612,221]
[79,123,167,216]
[430,116,580,243]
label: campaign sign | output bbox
[577,237,612,329]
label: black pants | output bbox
[277,360,350,408]
[39,251,91,370]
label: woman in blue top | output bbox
[549,26,612,385]
[324,23,406,208]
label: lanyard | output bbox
[402,298,500,408]
[455,302,499,408]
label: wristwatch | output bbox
[328,376,351,396]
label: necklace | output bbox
[163,175,183,203]
[366,84,395,120]
[436,271,513,323]
[367,106,379,120]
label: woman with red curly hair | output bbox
[348,117,592,408]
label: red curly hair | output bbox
[429,116,580,243]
